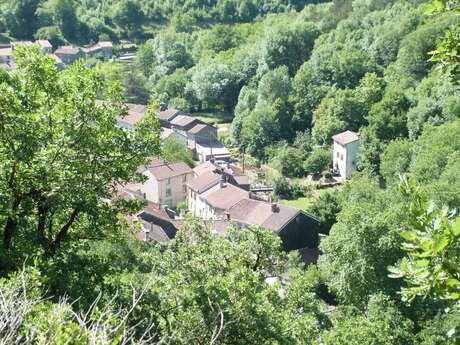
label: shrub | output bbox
[304,148,332,176]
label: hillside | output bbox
[0,0,460,344]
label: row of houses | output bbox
[118,103,231,163]
[0,40,113,70]
[116,156,320,255]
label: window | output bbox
[166,178,171,185]
[166,188,171,197]
[183,175,187,182]
[336,151,340,158]
[340,153,344,160]
[183,185,187,194]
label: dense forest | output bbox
[1,0,460,344]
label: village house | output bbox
[187,178,249,220]
[157,104,183,127]
[332,130,360,179]
[117,103,148,130]
[54,46,84,64]
[83,41,113,59]
[227,199,320,251]
[161,127,187,144]
[137,158,193,208]
[36,40,53,54]
[192,160,250,190]
[134,202,180,243]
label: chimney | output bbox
[220,177,226,188]
[271,203,279,213]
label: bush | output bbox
[272,177,309,199]
[274,147,306,178]
[303,148,332,176]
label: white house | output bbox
[138,159,193,208]
[332,130,360,179]
[187,174,249,220]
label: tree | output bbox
[0,47,161,260]
[273,147,305,178]
[36,0,81,42]
[303,148,331,176]
[318,177,407,308]
[388,177,460,303]
[162,138,195,167]
[1,0,40,39]
[380,139,413,186]
[112,0,145,37]
[190,61,240,111]
[306,189,341,234]
[322,294,415,345]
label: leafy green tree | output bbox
[259,22,319,75]
[112,0,145,37]
[380,139,413,186]
[135,39,155,77]
[306,189,341,234]
[240,106,281,159]
[389,177,460,303]
[190,61,240,111]
[303,148,331,176]
[0,47,161,261]
[322,294,415,345]
[162,138,195,167]
[1,0,40,39]
[34,25,65,48]
[36,0,81,42]
[273,147,305,178]
[318,176,407,308]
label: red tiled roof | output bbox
[332,130,359,145]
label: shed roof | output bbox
[188,123,208,134]
[332,130,359,145]
[170,115,197,127]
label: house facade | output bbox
[139,159,193,208]
[54,46,84,64]
[332,130,360,179]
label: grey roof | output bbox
[158,107,182,121]
[144,159,192,180]
[201,184,249,211]
[332,130,359,145]
[119,103,148,126]
[170,115,197,127]
[187,170,221,193]
[188,123,208,134]
[55,46,81,55]
[228,199,300,233]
